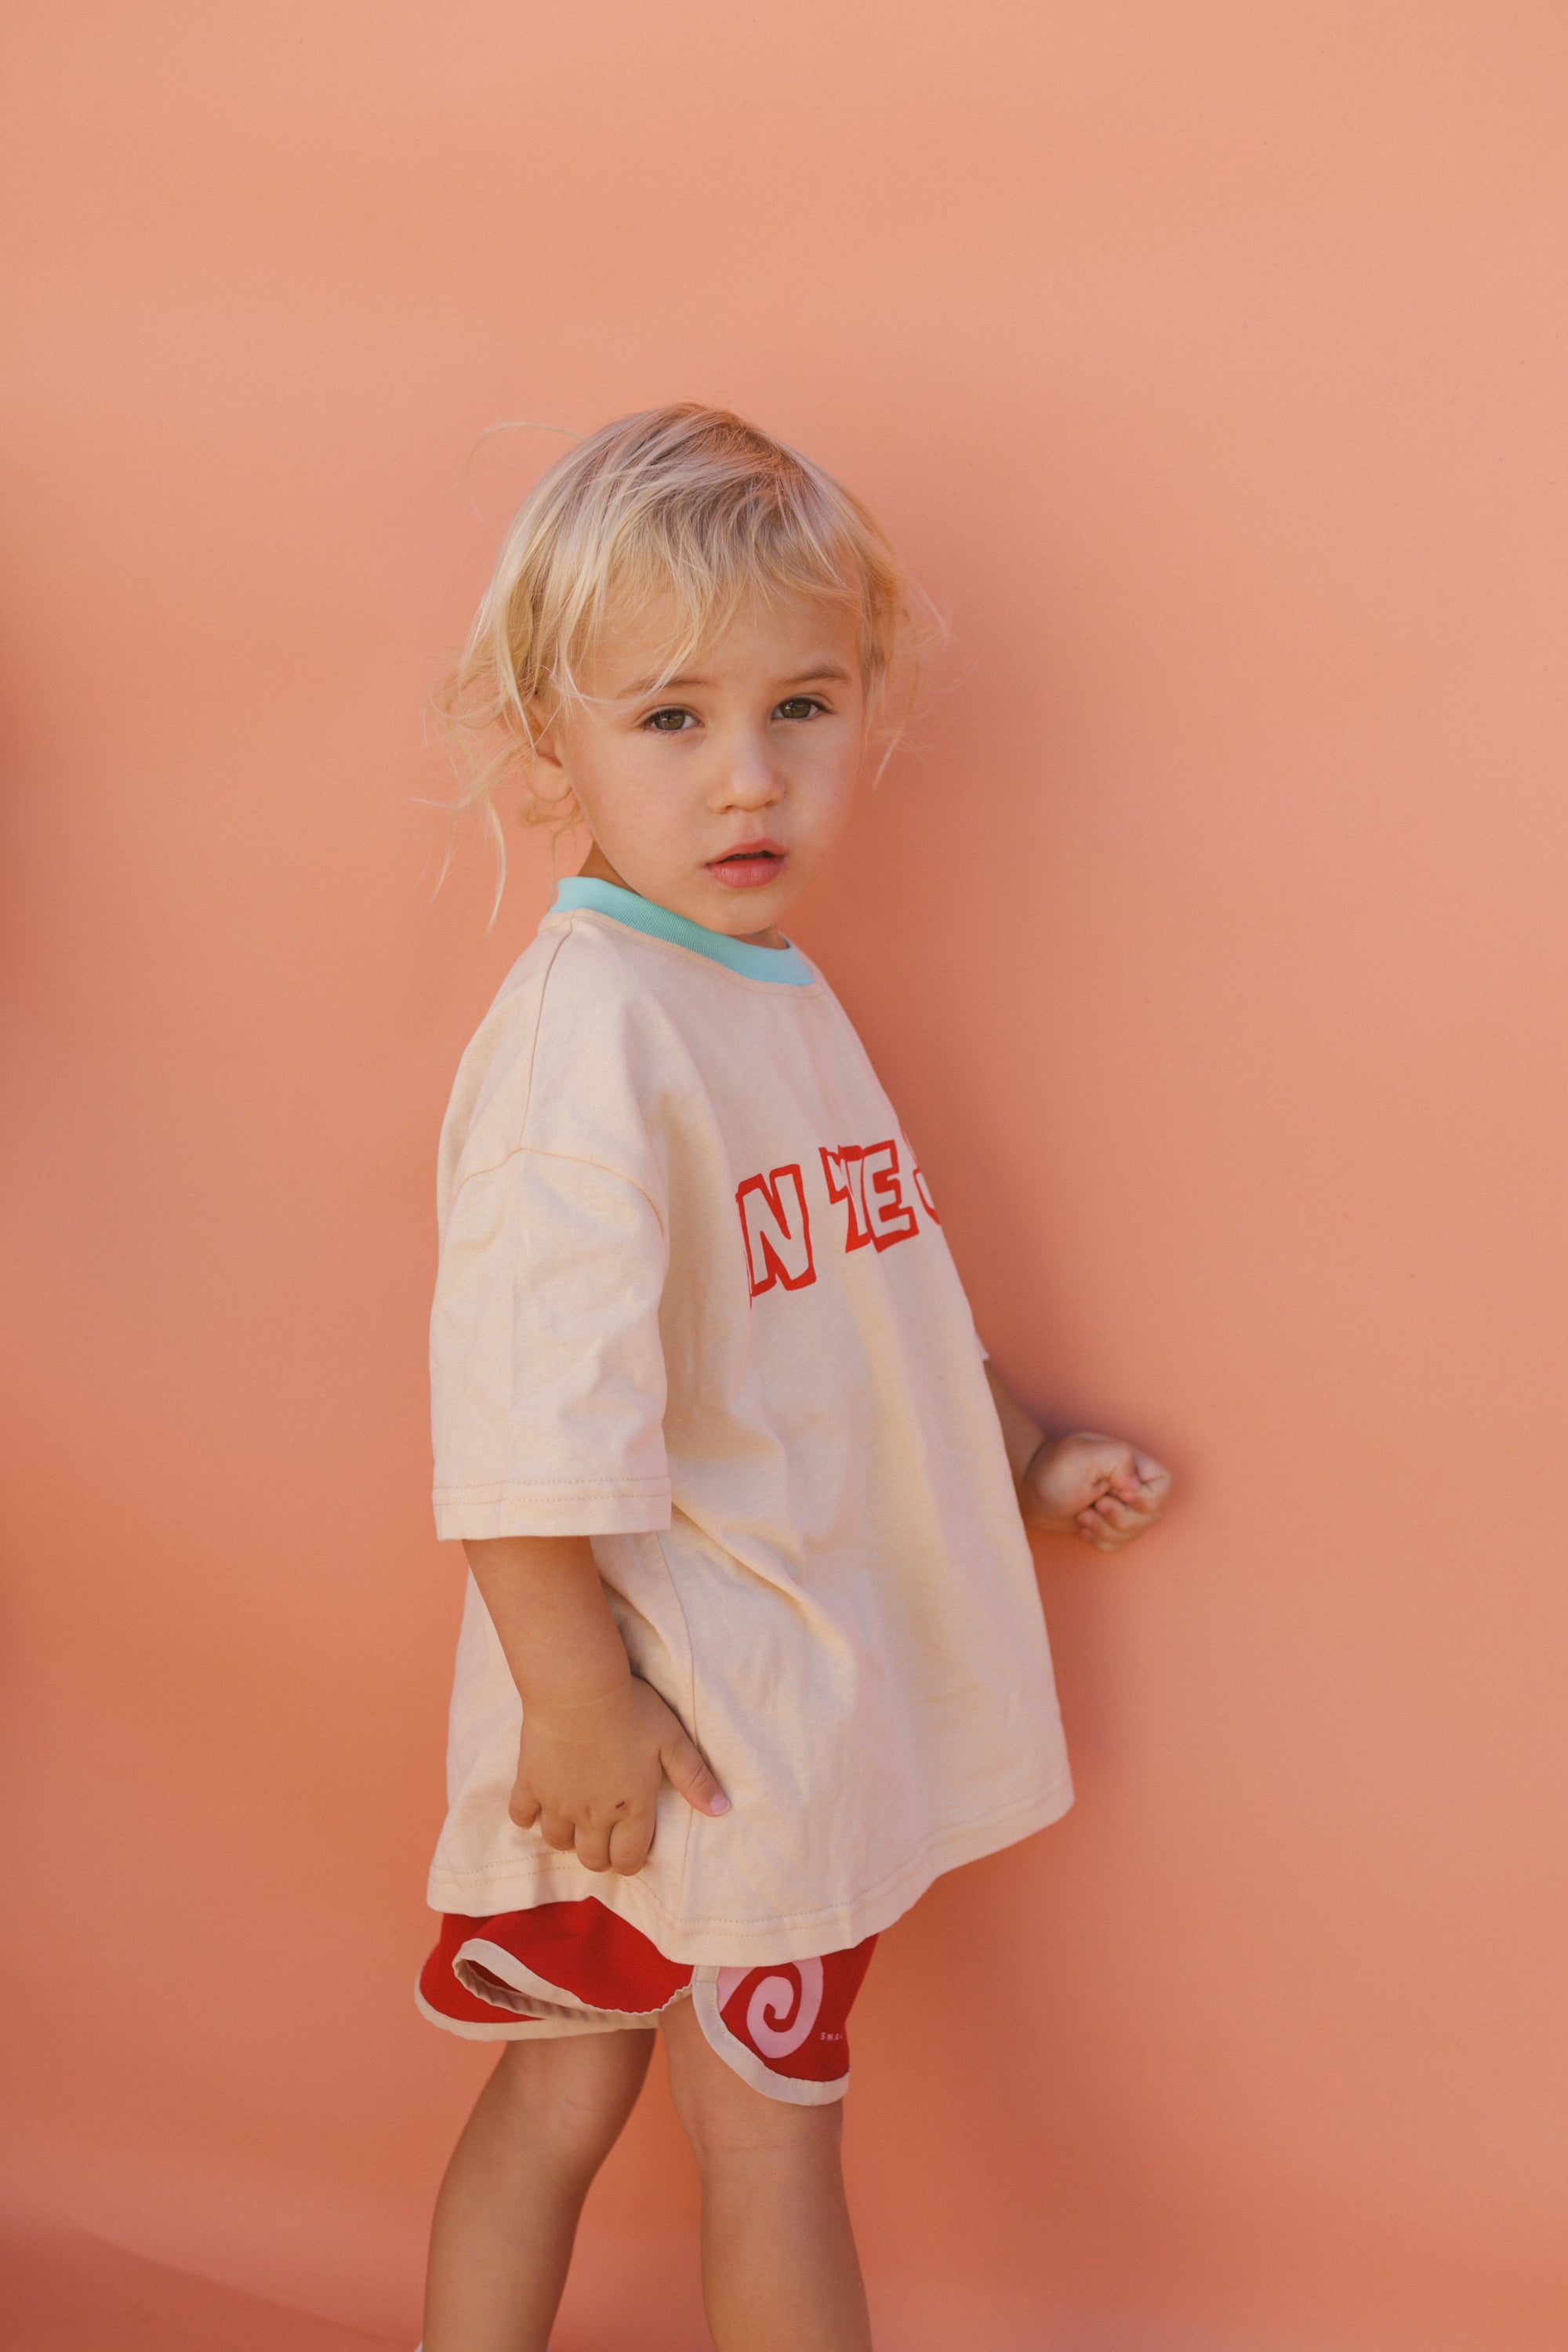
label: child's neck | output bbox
[574,841,786,952]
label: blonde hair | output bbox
[437,402,927,885]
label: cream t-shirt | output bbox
[428,879,1073,1965]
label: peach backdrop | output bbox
[2,5,1564,2347]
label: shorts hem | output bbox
[452,1936,684,2027]
[413,1980,630,2042]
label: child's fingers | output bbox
[576,1830,615,1872]
[1129,1448,1173,1498]
[609,1813,654,1875]
[509,1786,542,1831]
[1076,1495,1152,1549]
[1098,1466,1170,1527]
[662,1728,731,1818]
[538,1808,579,1852]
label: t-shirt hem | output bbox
[434,1481,673,1541]
[424,1771,1075,1966]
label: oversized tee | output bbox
[427,879,1073,1965]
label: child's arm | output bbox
[463,1536,730,1878]
[983,1361,1173,1554]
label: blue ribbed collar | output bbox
[553,877,815,986]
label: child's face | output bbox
[535,590,867,945]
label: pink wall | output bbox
[2,5,1564,2346]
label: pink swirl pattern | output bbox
[715,1956,825,2057]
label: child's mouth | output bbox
[707,843,786,890]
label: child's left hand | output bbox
[1019,1431,1172,1553]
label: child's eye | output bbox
[643,706,696,733]
[775,696,826,722]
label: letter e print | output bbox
[822,1140,918,1252]
[737,1165,817,1298]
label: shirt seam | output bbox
[648,1525,702,1918]
[514,924,568,1138]
[443,1139,670,1239]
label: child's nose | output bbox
[715,733,782,809]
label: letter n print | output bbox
[737,1164,817,1298]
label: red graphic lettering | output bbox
[737,1165,817,1297]
[820,1146,873,1250]
[821,1140,917,1253]
[860,1139,918,1249]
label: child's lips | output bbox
[706,844,786,890]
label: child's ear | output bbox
[521,699,579,826]
[526,698,566,773]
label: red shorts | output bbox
[417,1898,877,2106]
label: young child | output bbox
[416,404,1171,2352]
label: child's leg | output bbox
[423,2025,655,2352]
[660,1997,873,2352]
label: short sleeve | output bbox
[430,1147,671,1541]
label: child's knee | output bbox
[663,2011,841,2165]
[677,2074,843,2171]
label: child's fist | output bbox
[1019,1432,1172,1553]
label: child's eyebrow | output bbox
[620,662,853,698]
[621,672,714,696]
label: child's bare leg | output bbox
[423,2025,655,2352]
[661,1997,873,2352]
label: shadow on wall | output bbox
[0,2212,403,2352]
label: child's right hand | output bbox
[463,1534,731,1878]
[510,1676,730,1877]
